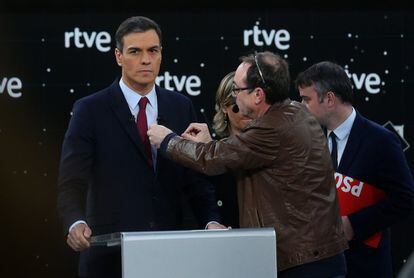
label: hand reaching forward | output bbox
[147,124,173,148]
[181,123,212,143]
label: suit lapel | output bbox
[338,112,365,173]
[155,86,172,128]
[108,80,148,159]
[155,87,174,173]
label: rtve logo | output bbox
[243,26,290,50]
[64,28,111,53]
[1,77,22,98]
[345,69,382,94]
[156,71,201,96]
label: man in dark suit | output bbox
[57,16,222,278]
[296,61,414,277]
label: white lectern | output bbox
[91,228,277,278]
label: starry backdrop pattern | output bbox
[0,11,413,277]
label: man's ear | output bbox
[325,91,336,106]
[115,48,122,66]
[254,87,266,104]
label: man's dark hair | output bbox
[241,51,290,104]
[115,16,162,52]
[295,61,354,104]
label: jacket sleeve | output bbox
[348,131,414,241]
[57,100,94,233]
[162,123,279,176]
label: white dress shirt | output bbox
[327,107,356,166]
[119,78,158,166]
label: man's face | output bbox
[299,85,328,126]
[233,62,256,118]
[115,30,162,94]
[224,101,252,134]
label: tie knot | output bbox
[329,131,337,139]
[139,97,149,109]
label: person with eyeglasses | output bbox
[208,71,252,229]
[296,61,414,278]
[148,51,348,277]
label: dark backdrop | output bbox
[1,7,413,278]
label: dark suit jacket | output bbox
[57,80,220,278]
[338,112,414,278]
[208,173,239,228]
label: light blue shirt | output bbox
[328,107,356,166]
[119,78,158,167]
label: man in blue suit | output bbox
[296,61,414,277]
[57,16,222,278]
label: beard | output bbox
[239,105,254,119]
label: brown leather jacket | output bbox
[165,99,348,271]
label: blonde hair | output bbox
[212,71,235,138]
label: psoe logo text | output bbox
[0,77,22,98]
[243,26,290,50]
[64,27,111,53]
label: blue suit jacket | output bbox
[57,80,220,277]
[338,112,414,278]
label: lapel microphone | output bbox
[232,104,240,113]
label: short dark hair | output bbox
[295,61,353,104]
[115,16,162,52]
[240,51,290,104]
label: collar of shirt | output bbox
[119,78,158,114]
[119,78,159,169]
[329,107,356,141]
[327,107,356,166]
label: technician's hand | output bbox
[341,216,354,241]
[206,222,228,230]
[148,124,173,148]
[181,123,212,143]
[67,223,92,252]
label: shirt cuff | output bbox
[69,220,87,233]
[205,221,220,229]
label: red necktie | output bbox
[137,97,153,167]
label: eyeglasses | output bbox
[231,85,254,97]
[254,53,267,86]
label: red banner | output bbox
[334,172,386,248]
